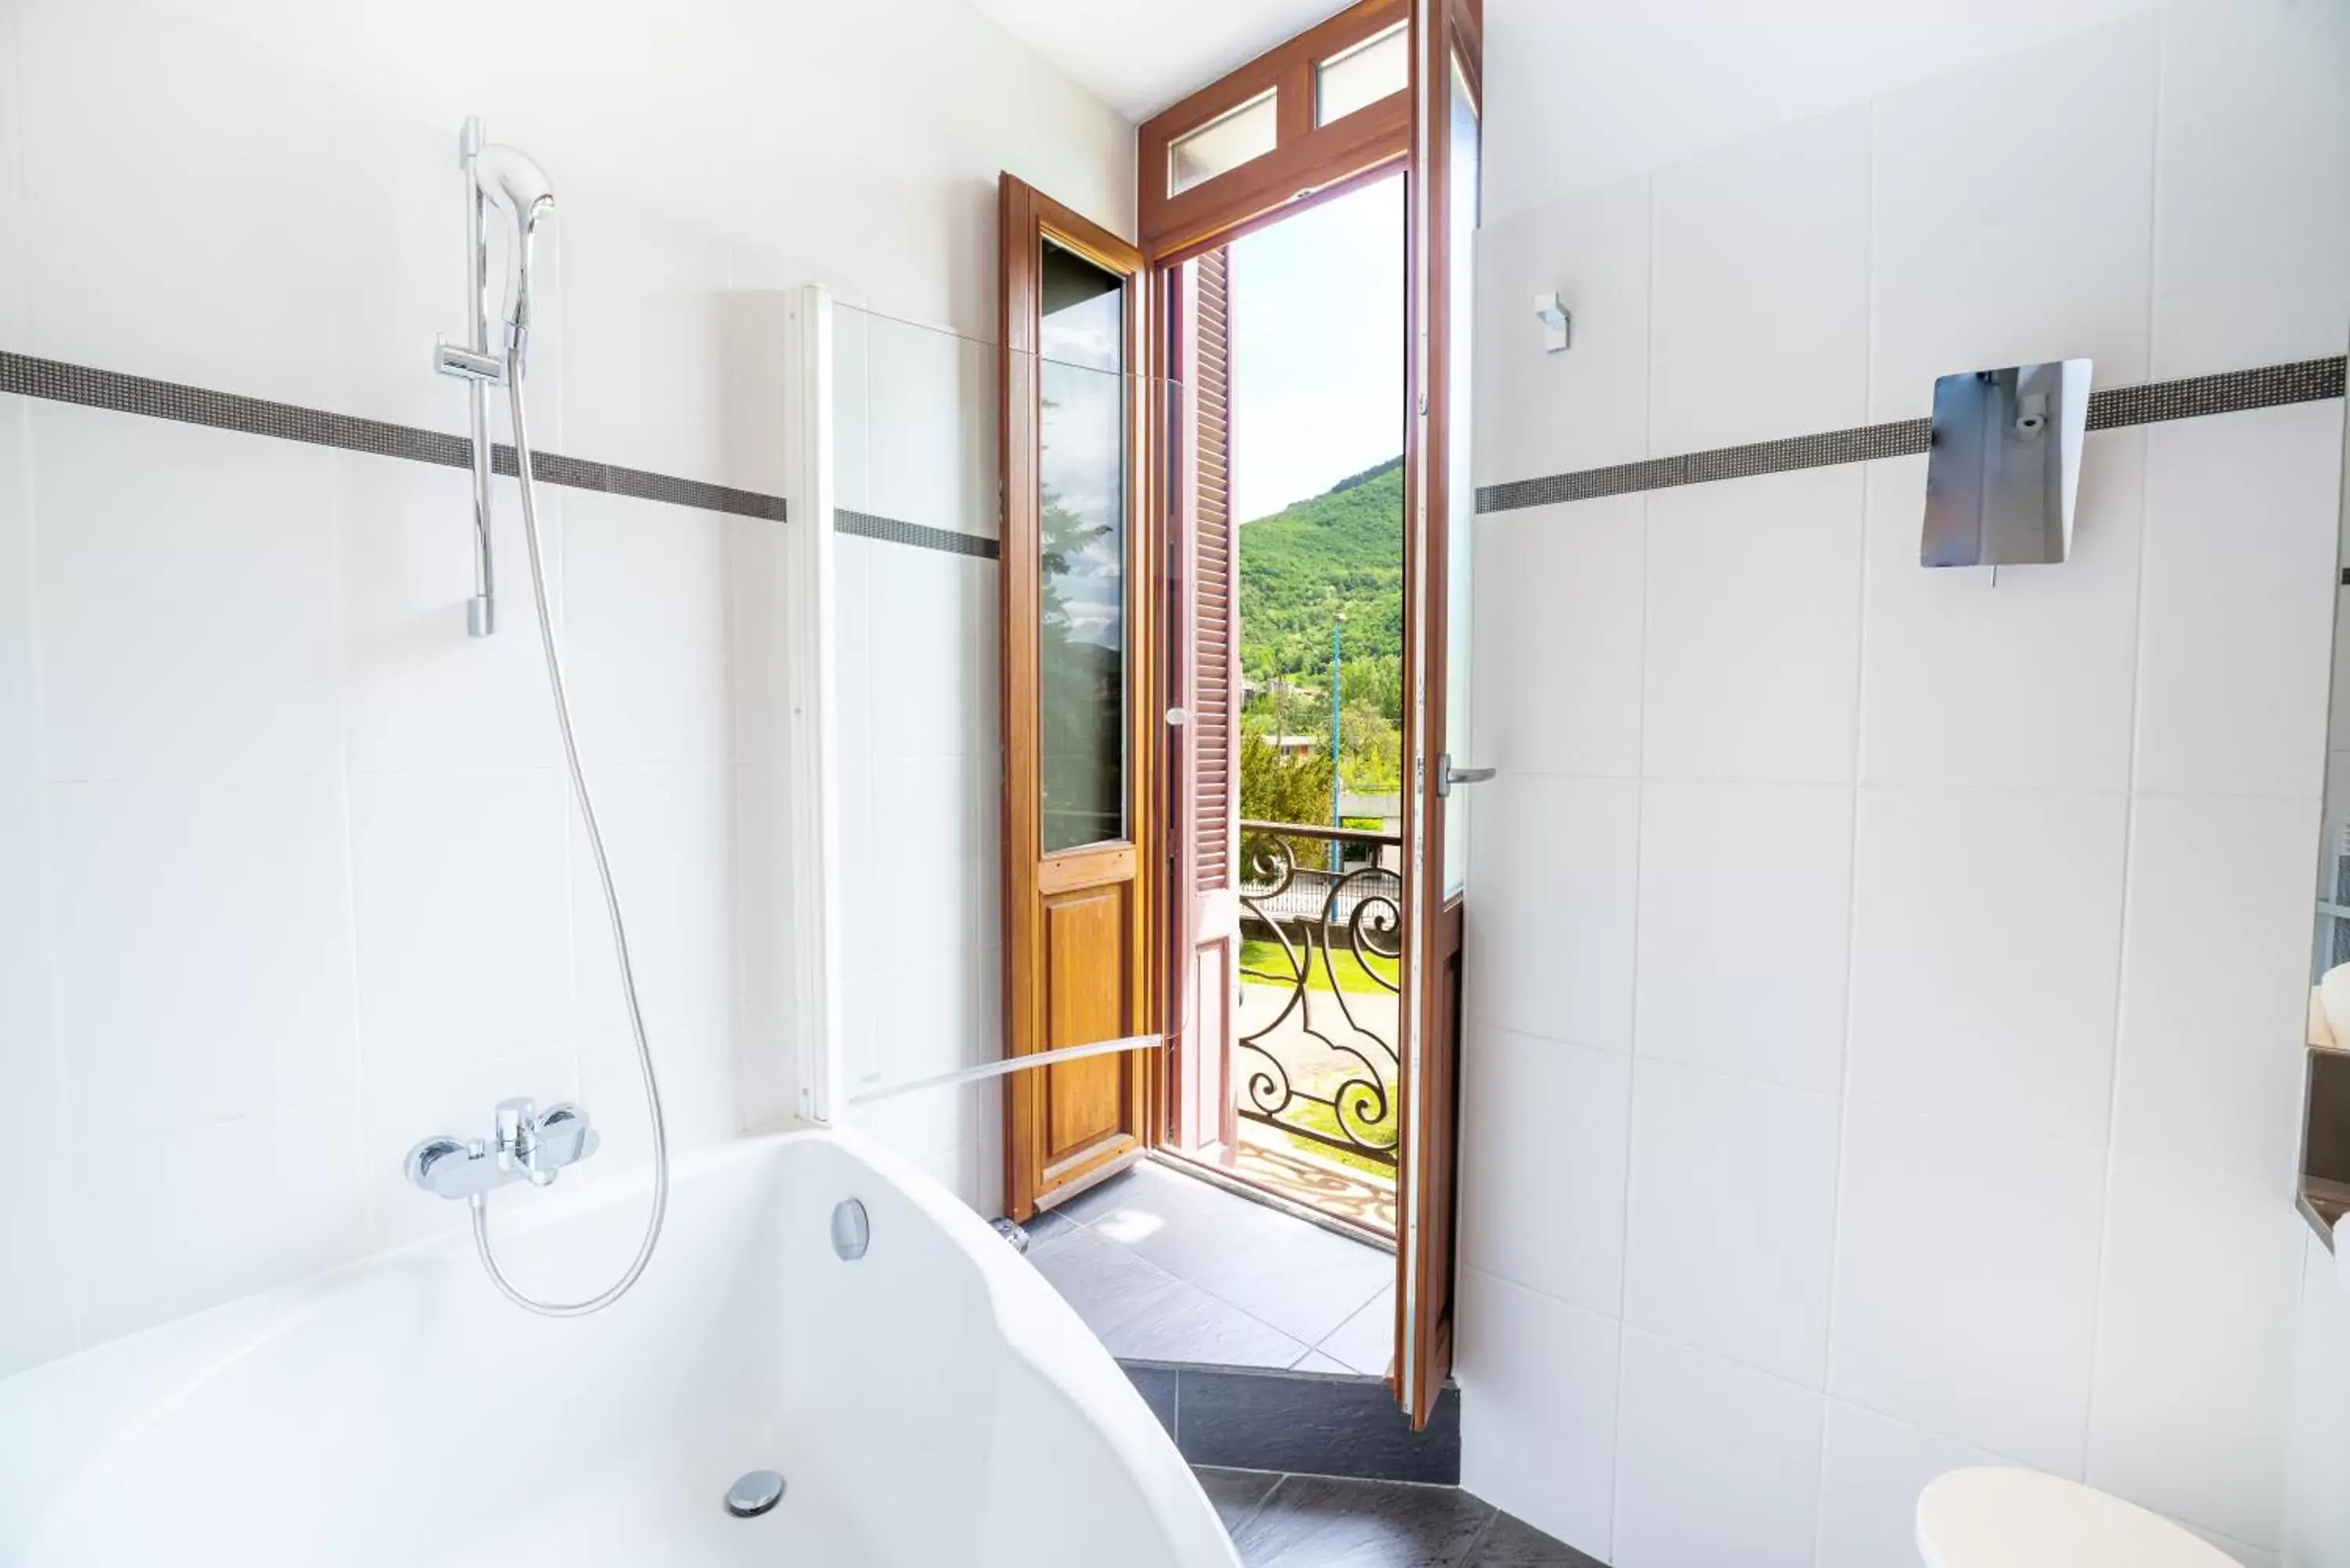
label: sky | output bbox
[1227,172,1406,526]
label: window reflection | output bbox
[1039,240,1129,853]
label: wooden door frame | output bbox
[1138,0,1476,1424]
[1141,0,1414,1178]
[999,176,1164,1220]
[1139,0,1410,262]
[1395,0,1480,1426]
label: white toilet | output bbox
[1917,1468,2240,1568]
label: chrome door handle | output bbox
[1436,755,1495,797]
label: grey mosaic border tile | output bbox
[1477,353,2347,515]
[2085,355,2344,431]
[836,508,1001,560]
[0,350,787,525]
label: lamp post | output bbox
[1329,612,1345,872]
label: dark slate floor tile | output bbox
[1229,1475,1495,1568]
[1018,1207,1084,1247]
[1123,1363,1178,1436]
[1176,1366,1460,1484]
[1463,1509,1609,1568]
[1192,1465,1284,1536]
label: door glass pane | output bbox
[1170,88,1278,197]
[1441,56,1479,898]
[1039,239,1130,853]
[1317,22,1408,126]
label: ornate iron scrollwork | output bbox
[1235,822,1403,1167]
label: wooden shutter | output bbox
[1191,247,1237,893]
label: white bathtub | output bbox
[0,1129,1238,1567]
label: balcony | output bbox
[1227,819,1401,1234]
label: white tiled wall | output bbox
[830,306,1007,1216]
[1462,6,2349,1565]
[0,0,1127,1378]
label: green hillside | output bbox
[1237,455,1405,686]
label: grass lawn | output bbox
[1239,936,1398,996]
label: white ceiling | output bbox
[967,0,1344,121]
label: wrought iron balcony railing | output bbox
[1236,819,1402,1172]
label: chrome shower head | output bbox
[475,143,555,378]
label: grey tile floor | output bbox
[1195,1469,1606,1568]
[1025,1159,1395,1371]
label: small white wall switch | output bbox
[1534,292,1571,352]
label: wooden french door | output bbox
[998,175,1162,1223]
[1133,0,1478,1427]
[1395,0,1481,1427]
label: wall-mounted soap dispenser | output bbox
[1920,359,2092,568]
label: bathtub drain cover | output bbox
[725,1470,786,1519]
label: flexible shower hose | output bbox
[467,370,669,1317]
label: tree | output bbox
[1339,699,1400,793]
[1238,733,1335,877]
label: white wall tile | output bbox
[1847,786,2127,1145]
[569,760,736,1039]
[2149,0,2350,378]
[2283,1234,2350,1568]
[1473,175,1650,484]
[2087,1154,2300,1549]
[867,313,996,539]
[867,544,979,762]
[1829,1101,2106,1473]
[1460,1027,1631,1317]
[1643,465,1864,782]
[967,1078,1006,1221]
[1614,1328,1824,1568]
[0,1158,77,1378]
[581,1010,739,1172]
[1868,15,2158,420]
[728,753,797,1133]
[2135,404,2342,797]
[0,0,25,350]
[1635,779,1853,1095]
[1478,0,2157,224]
[556,190,729,485]
[14,0,343,408]
[725,514,790,768]
[49,775,359,1147]
[31,405,343,782]
[72,1104,367,1346]
[349,768,571,1086]
[339,455,562,775]
[869,754,979,999]
[962,555,1003,773]
[832,302,872,515]
[1815,1399,2002,1568]
[561,492,730,767]
[1622,1060,1841,1388]
[2110,793,2316,1181]
[1456,1267,1622,1563]
[717,290,790,500]
[1858,439,2146,793]
[0,397,60,1167]
[1464,774,1640,1052]
[1471,499,1645,779]
[1649,105,1870,453]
